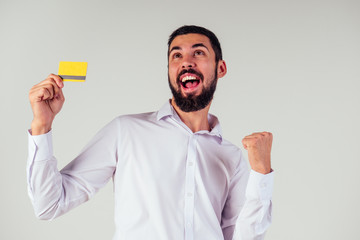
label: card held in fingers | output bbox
[58,61,88,82]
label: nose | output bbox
[181,54,196,69]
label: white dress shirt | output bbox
[27,101,273,240]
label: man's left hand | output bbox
[242,132,273,174]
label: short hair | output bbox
[168,25,223,62]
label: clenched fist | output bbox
[29,74,65,135]
[242,132,273,174]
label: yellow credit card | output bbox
[58,61,88,82]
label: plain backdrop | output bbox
[1,0,359,239]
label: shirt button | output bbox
[187,222,192,227]
[260,183,266,189]
[188,162,193,166]
[187,193,193,197]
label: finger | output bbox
[39,86,52,101]
[242,135,259,142]
[242,138,253,150]
[243,135,257,139]
[242,135,262,150]
[249,132,266,137]
[261,131,273,138]
[256,132,273,143]
[31,83,56,101]
[30,80,60,105]
[265,132,273,140]
[244,132,272,140]
[55,87,65,102]
[47,74,64,88]
[38,79,61,97]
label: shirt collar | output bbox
[157,100,223,141]
[156,100,177,121]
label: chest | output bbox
[115,127,237,207]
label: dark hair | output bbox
[168,25,223,62]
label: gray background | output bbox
[1,0,359,239]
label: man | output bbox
[27,25,274,240]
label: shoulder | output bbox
[218,137,247,176]
[114,111,157,124]
[220,137,244,159]
[108,111,162,134]
[206,113,246,170]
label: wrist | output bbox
[31,120,52,135]
[250,164,271,175]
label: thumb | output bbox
[55,87,65,101]
[242,139,248,150]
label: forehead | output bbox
[170,33,212,51]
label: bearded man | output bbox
[27,25,274,240]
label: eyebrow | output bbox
[192,43,209,51]
[169,43,210,55]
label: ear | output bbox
[217,60,227,78]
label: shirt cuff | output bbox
[27,129,54,161]
[245,169,274,201]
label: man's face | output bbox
[168,33,226,112]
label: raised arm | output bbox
[27,75,117,220]
[222,132,274,240]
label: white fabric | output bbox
[27,101,273,240]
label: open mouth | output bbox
[180,75,201,89]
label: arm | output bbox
[27,120,119,220]
[27,75,118,219]
[221,132,274,240]
[221,158,274,240]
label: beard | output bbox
[168,65,218,112]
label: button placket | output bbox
[184,134,197,240]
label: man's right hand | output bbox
[29,74,65,135]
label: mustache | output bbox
[176,69,204,83]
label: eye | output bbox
[173,53,182,59]
[194,50,205,56]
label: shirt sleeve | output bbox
[26,119,119,220]
[221,155,274,240]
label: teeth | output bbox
[181,75,197,82]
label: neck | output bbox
[171,98,211,133]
